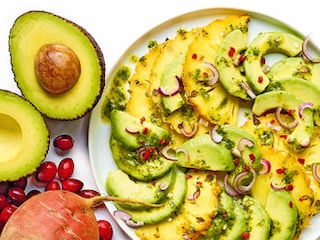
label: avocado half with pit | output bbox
[0,89,49,181]
[8,11,105,120]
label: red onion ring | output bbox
[238,138,254,152]
[204,62,219,85]
[125,127,139,134]
[176,147,189,161]
[312,163,320,183]
[240,81,256,99]
[298,102,314,119]
[211,125,223,143]
[223,174,240,197]
[161,145,178,161]
[179,123,198,138]
[126,219,144,228]
[275,107,299,129]
[113,210,131,221]
[302,33,320,63]
[157,75,181,97]
[270,180,287,191]
[233,168,257,194]
[259,159,271,174]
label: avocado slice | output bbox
[215,29,251,100]
[0,90,49,181]
[244,32,303,94]
[9,11,105,120]
[110,109,170,150]
[265,189,298,240]
[176,134,235,171]
[110,137,174,181]
[267,77,320,126]
[252,91,314,152]
[116,168,187,225]
[205,190,248,239]
[106,167,176,210]
[242,195,271,240]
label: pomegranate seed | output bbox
[61,178,83,193]
[12,177,28,190]
[53,134,74,155]
[7,186,27,206]
[58,158,75,180]
[0,204,17,223]
[26,189,41,199]
[0,194,9,211]
[0,182,9,195]
[98,220,113,240]
[45,180,61,191]
[35,161,57,183]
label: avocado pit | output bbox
[35,43,81,94]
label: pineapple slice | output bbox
[182,15,250,125]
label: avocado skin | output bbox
[9,11,105,120]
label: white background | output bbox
[0,1,318,239]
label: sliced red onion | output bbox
[240,81,256,99]
[302,34,320,63]
[312,163,320,183]
[179,123,198,138]
[113,210,131,221]
[211,125,223,143]
[161,145,178,161]
[265,121,282,132]
[159,181,169,191]
[275,107,299,129]
[238,138,254,152]
[298,102,314,119]
[233,168,257,194]
[204,62,219,85]
[126,219,144,228]
[125,127,139,134]
[187,187,201,201]
[270,180,287,191]
[299,137,311,148]
[176,147,189,161]
[157,75,181,97]
[259,159,271,174]
[223,174,240,197]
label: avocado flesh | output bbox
[215,29,251,100]
[267,77,320,126]
[0,90,49,181]
[9,11,105,120]
[106,167,176,210]
[265,189,298,240]
[244,32,303,94]
[116,168,187,225]
[176,134,235,171]
[252,91,314,152]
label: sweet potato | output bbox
[0,190,161,239]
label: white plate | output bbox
[88,7,319,240]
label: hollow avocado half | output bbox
[9,11,105,120]
[0,89,49,181]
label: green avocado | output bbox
[176,134,235,171]
[244,32,303,94]
[205,190,248,240]
[266,77,320,126]
[0,90,49,181]
[242,195,270,240]
[215,29,252,100]
[106,167,176,210]
[160,53,185,113]
[252,91,314,152]
[218,124,262,185]
[110,109,170,150]
[265,189,298,240]
[116,168,187,225]
[110,136,174,181]
[9,11,105,120]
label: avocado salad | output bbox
[102,14,320,240]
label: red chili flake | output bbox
[239,55,246,62]
[228,47,235,57]
[143,148,153,160]
[159,138,168,146]
[280,134,287,139]
[196,181,203,186]
[143,127,149,134]
[186,174,193,179]
[288,109,296,114]
[203,71,209,77]
[270,119,275,124]
[260,57,266,65]
[244,165,250,171]
[276,167,286,174]
[233,159,240,166]
[249,153,255,161]
[289,201,294,208]
[140,116,146,124]
[297,158,305,164]
[258,76,263,83]
[241,232,250,239]
[286,184,294,191]
[193,168,200,173]
[299,195,309,201]
[192,53,197,60]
